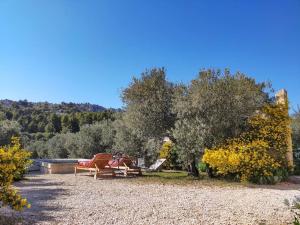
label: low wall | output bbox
[34,159,89,174]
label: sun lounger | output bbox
[147,159,166,171]
[108,156,142,176]
[75,153,115,179]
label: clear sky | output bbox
[0,0,299,110]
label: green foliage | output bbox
[159,141,180,169]
[0,137,31,211]
[203,104,291,184]
[172,69,269,175]
[0,99,115,135]
[122,68,174,140]
[0,111,6,121]
[292,108,300,148]
[198,161,207,173]
[1,68,280,180]
[292,108,300,174]
[49,113,62,133]
[69,120,115,158]
[112,116,143,157]
[121,68,175,165]
[27,120,116,159]
[0,120,21,146]
[46,134,70,158]
[0,99,117,158]
[143,138,162,166]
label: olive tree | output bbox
[172,69,270,176]
[121,68,175,165]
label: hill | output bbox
[0,99,109,113]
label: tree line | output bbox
[1,68,300,175]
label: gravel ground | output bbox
[1,173,300,225]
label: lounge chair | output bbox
[108,156,142,176]
[75,153,115,179]
[147,158,166,171]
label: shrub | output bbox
[203,140,282,183]
[203,103,291,184]
[159,141,179,169]
[198,161,207,173]
[10,137,32,181]
[0,137,31,210]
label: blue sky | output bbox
[0,0,299,111]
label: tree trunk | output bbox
[206,166,214,178]
[189,157,199,177]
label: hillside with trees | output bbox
[1,68,298,182]
[0,100,117,154]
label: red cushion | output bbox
[78,160,91,167]
[108,160,119,167]
[108,158,133,167]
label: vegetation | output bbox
[27,120,116,158]
[172,69,269,176]
[120,68,175,166]
[0,67,292,185]
[284,197,300,225]
[0,100,117,158]
[203,104,290,184]
[159,141,180,170]
[0,137,31,211]
[292,108,300,174]
[292,108,300,151]
[0,120,21,146]
[136,171,241,187]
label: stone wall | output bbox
[275,89,294,169]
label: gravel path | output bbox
[2,173,300,225]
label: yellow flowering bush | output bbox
[159,141,173,158]
[159,141,176,169]
[0,137,31,210]
[203,103,290,184]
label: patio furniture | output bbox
[147,159,166,171]
[108,156,142,176]
[75,153,115,179]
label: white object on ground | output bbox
[148,159,166,171]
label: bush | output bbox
[203,140,284,183]
[0,137,31,210]
[203,104,291,184]
[10,138,32,181]
[198,161,207,173]
[159,141,180,170]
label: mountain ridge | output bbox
[0,99,121,113]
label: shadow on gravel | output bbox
[11,174,71,224]
[246,182,300,191]
[15,179,65,187]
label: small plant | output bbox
[284,197,300,225]
[198,161,207,173]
